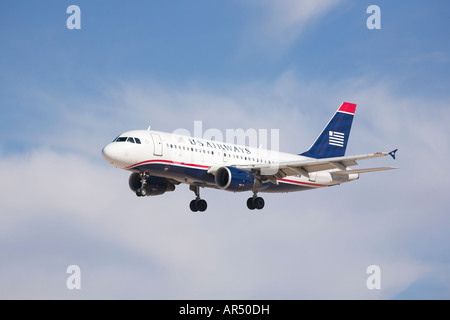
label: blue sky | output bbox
[1,0,450,299]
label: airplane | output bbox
[101,102,397,212]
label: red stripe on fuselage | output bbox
[125,159,210,170]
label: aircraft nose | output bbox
[102,142,131,168]
[102,143,116,164]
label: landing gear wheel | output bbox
[247,198,256,210]
[247,196,264,210]
[136,188,146,197]
[189,199,207,212]
[197,199,207,212]
[190,200,199,212]
[253,197,265,210]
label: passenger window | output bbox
[135,138,141,144]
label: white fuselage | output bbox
[102,129,358,193]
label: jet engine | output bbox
[215,167,255,192]
[129,172,175,196]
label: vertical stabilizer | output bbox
[301,102,356,159]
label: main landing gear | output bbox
[188,186,265,212]
[189,185,207,212]
[247,193,265,210]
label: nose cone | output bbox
[102,143,129,168]
[102,143,117,165]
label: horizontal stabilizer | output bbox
[389,149,398,159]
[332,167,398,175]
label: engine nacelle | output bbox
[128,172,175,196]
[215,166,255,192]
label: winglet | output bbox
[389,149,398,160]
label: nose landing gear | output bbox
[136,172,147,197]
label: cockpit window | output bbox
[114,136,141,144]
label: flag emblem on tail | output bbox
[329,131,345,147]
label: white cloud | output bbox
[238,0,344,58]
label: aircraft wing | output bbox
[234,149,398,181]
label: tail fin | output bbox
[300,102,356,159]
